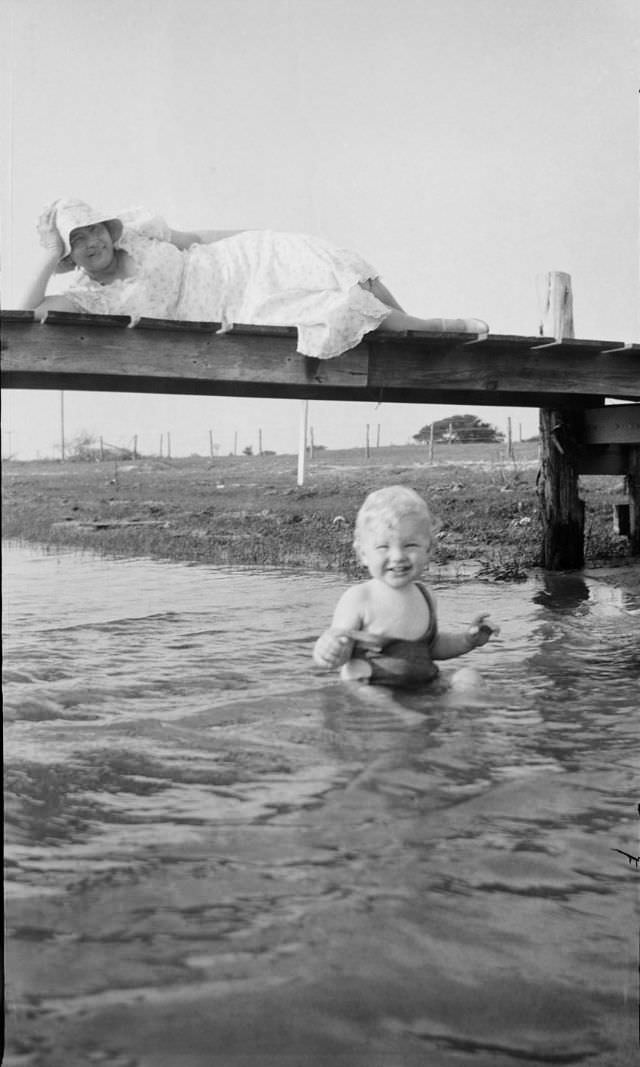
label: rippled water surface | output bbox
[3,542,640,1066]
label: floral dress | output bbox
[62,210,391,359]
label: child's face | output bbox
[359,514,432,588]
[69,223,116,275]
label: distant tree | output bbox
[242,445,254,456]
[67,430,99,461]
[413,414,504,444]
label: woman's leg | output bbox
[358,280,489,335]
[376,309,489,335]
[360,278,405,311]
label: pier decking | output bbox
[2,310,639,565]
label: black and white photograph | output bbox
[2,1,639,1064]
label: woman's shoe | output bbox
[442,318,489,335]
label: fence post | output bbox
[59,391,65,462]
[297,400,308,486]
[209,430,214,459]
[429,423,435,464]
[365,423,370,459]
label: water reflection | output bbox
[3,543,639,1067]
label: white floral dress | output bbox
[63,210,391,359]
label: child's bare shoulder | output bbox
[339,580,374,608]
[332,580,374,626]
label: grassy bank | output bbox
[2,442,633,579]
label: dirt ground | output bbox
[1,441,634,579]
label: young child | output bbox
[313,485,499,687]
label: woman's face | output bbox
[68,222,116,275]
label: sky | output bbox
[1,0,638,460]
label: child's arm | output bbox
[431,613,500,661]
[313,585,369,669]
[168,229,245,250]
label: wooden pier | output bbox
[2,309,639,567]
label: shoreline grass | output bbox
[2,443,634,580]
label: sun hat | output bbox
[37,198,124,271]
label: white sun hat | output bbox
[38,198,124,271]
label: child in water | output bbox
[313,486,499,687]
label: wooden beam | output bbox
[581,404,640,445]
[1,312,639,405]
[574,445,629,476]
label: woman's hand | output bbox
[467,613,500,648]
[36,204,65,260]
[313,629,355,669]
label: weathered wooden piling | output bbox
[537,272,584,569]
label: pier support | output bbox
[538,271,583,569]
[538,408,584,569]
[628,447,640,555]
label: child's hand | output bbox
[467,613,500,648]
[313,629,355,669]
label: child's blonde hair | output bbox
[353,485,435,562]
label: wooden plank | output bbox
[581,404,640,445]
[574,445,629,476]
[368,335,640,400]
[2,314,639,403]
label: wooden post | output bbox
[233,431,238,456]
[429,423,435,464]
[209,430,214,459]
[365,423,370,459]
[507,417,514,460]
[99,435,104,461]
[628,447,640,555]
[133,434,138,460]
[448,420,453,444]
[537,271,574,338]
[376,423,381,448]
[297,400,308,486]
[258,428,263,455]
[538,272,584,569]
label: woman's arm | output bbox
[19,250,63,311]
[168,229,246,250]
[32,294,79,321]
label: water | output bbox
[3,542,639,1067]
